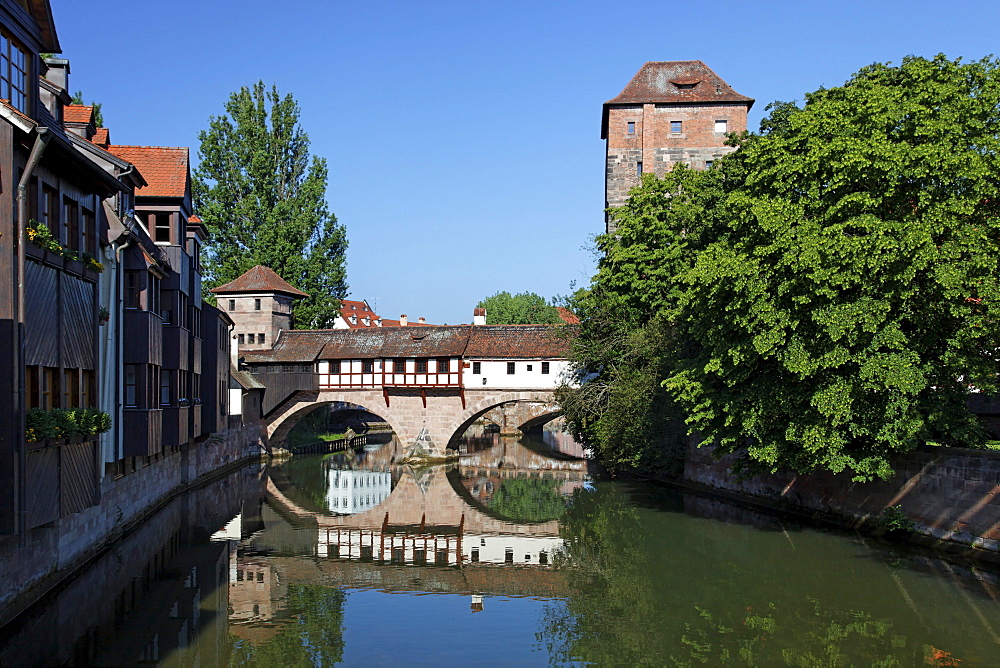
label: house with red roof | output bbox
[333,297,433,329]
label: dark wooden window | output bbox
[193,373,201,403]
[0,32,28,112]
[507,362,515,375]
[330,360,341,374]
[248,333,255,344]
[64,198,79,251]
[82,208,96,257]
[394,358,406,373]
[416,359,428,373]
[125,365,138,407]
[254,298,261,311]
[43,367,59,408]
[526,364,533,372]
[25,366,40,409]
[238,333,245,345]
[437,358,449,373]
[125,271,140,309]
[82,370,94,407]
[160,370,172,406]
[178,293,188,329]
[258,332,265,345]
[178,370,189,404]
[228,299,235,311]
[154,213,171,243]
[161,291,173,324]
[362,360,374,373]
[541,361,550,374]
[472,362,481,374]
[42,186,58,236]
[63,368,79,407]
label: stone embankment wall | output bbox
[0,422,264,623]
[684,441,1000,554]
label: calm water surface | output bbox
[2,434,999,666]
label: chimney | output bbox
[43,57,70,91]
[418,317,426,324]
[473,308,486,326]
[400,314,408,327]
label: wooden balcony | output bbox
[123,310,163,366]
[123,408,163,457]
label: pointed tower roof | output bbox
[210,265,309,298]
[602,61,753,137]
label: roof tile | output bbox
[63,105,93,124]
[605,61,753,107]
[211,265,309,297]
[108,145,189,198]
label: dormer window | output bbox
[0,32,29,113]
[670,78,701,91]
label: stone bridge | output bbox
[265,387,562,456]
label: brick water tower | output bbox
[602,61,754,232]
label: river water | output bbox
[2,434,1000,666]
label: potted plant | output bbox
[98,305,110,325]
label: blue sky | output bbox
[51,0,1000,325]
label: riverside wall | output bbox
[0,422,264,624]
[683,441,1000,555]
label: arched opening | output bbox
[268,395,405,452]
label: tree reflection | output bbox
[229,584,346,667]
[540,483,661,665]
[487,477,569,522]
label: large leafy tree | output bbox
[569,55,1000,481]
[670,55,1000,481]
[194,81,348,328]
[476,290,563,324]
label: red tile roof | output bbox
[465,325,572,359]
[210,265,309,297]
[555,307,580,325]
[107,145,189,198]
[240,324,573,363]
[91,127,109,147]
[339,299,381,328]
[63,105,93,124]
[602,61,754,138]
[605,61,753,106]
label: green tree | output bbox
[669,55,1000,481]
[487,476,569,522]
[193,82,348,328]
[476,291,562,324]
[557,165,720,472]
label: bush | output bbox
[25,407,113,442]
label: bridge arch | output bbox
[266,390,410,449]
[445,391,561,447]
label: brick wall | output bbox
[604,102,748,219]
[684,440,1000,553]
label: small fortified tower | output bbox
[602,61,753,232]
[211,265,308,351]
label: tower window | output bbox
[636,161,643,176]
[228,299,235,311]
[259,333,265,344]
[626,121,635,135]
[254,298,261,311]
[248,333,255,344]
[670,121,683,133]
[714,119,728,134]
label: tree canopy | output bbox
[193,81,348,328]
[476,291,563,324]
[563,55,1000,481]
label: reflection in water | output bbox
[3,435,1000,665]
